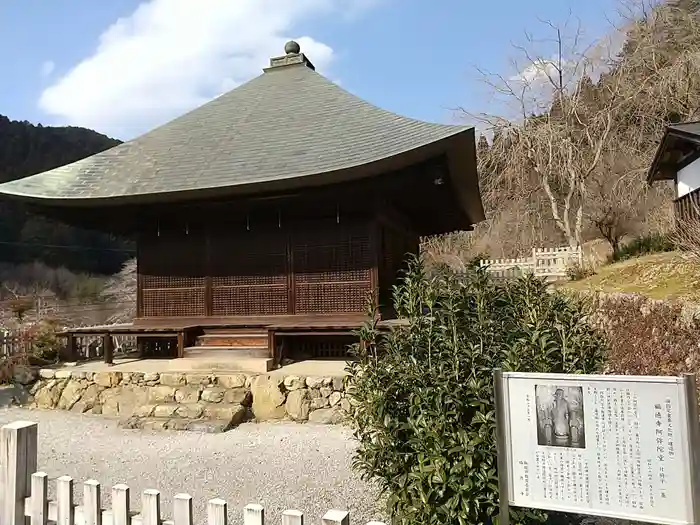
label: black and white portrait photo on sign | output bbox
[534,385,585,449]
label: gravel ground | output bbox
[0,407,385,524]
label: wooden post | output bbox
[30,472,48,525]
[683,373,700,524]
[173,493,193,525]
[282,509,304,525]
[137,338,146,358]
[1,420,38,525]
[103,334,114,365]
[268,330,276,362]
[65,334,77,361]
[243,503,264,525]
[208,498,227,525]
[493,369,511,525]
[177,332,185,359]
[57,476,74,525]
[141,489,161,525]
[112,484,130,525]
[84,479,102,525]
[321,510,349,525]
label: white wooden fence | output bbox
[479,246,583,280]
[0,421,386,525]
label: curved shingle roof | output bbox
[648,120,700,183]
[0,52,474,204]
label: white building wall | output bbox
[677,157,700,197]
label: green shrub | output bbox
[347,260,606,525]
[611,232,675,262]
[29,320,63,361]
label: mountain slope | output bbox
[0,115,130,274]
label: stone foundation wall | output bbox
[28,370,350,430]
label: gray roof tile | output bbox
[669,121,700,137]
[0,61,472,202]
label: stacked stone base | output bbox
[25,369,350,432]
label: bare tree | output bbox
[421,233,473,271]
[468,0,700,255]
[584,148,657,253]
[101,258,136,323]
[470,17,624,249]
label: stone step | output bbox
[180,351,275,373]
[119,417,237,433]
[121,401,249,433]
[185,346,270,359]
[135,402,249,421]
[202,328,267,336]
[195,333,268,348]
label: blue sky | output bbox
[0,0,620,140]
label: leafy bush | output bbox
[611,232,675,262]
[347,260,606,525]
[28,320,63,361]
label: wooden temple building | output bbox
[0,41,485,366]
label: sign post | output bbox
[494,370,700,525]
[494,368,511,525]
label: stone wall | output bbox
[28,369,350,432]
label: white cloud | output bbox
[38,0,376,139]
[39,60,55,78]
[511,58,561,85]
[508,29,628,113]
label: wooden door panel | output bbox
[209,229,289,316]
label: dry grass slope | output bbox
[564,251,700,302]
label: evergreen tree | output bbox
[0,115,129,274]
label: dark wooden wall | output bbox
[137,216,382,319]
[376,216,419,314]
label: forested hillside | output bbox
[0,115,132,275]
[426,0,699,264]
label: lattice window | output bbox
[294,282,370,314]
[141,288,206,317]
[142,275,206,289]
[213,274,286,287]
[212,286,288,316]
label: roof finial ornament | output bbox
[284,40,301,55]
[266,40,314,71]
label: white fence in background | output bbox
[479,246,583,280]
[0,421,386,525]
